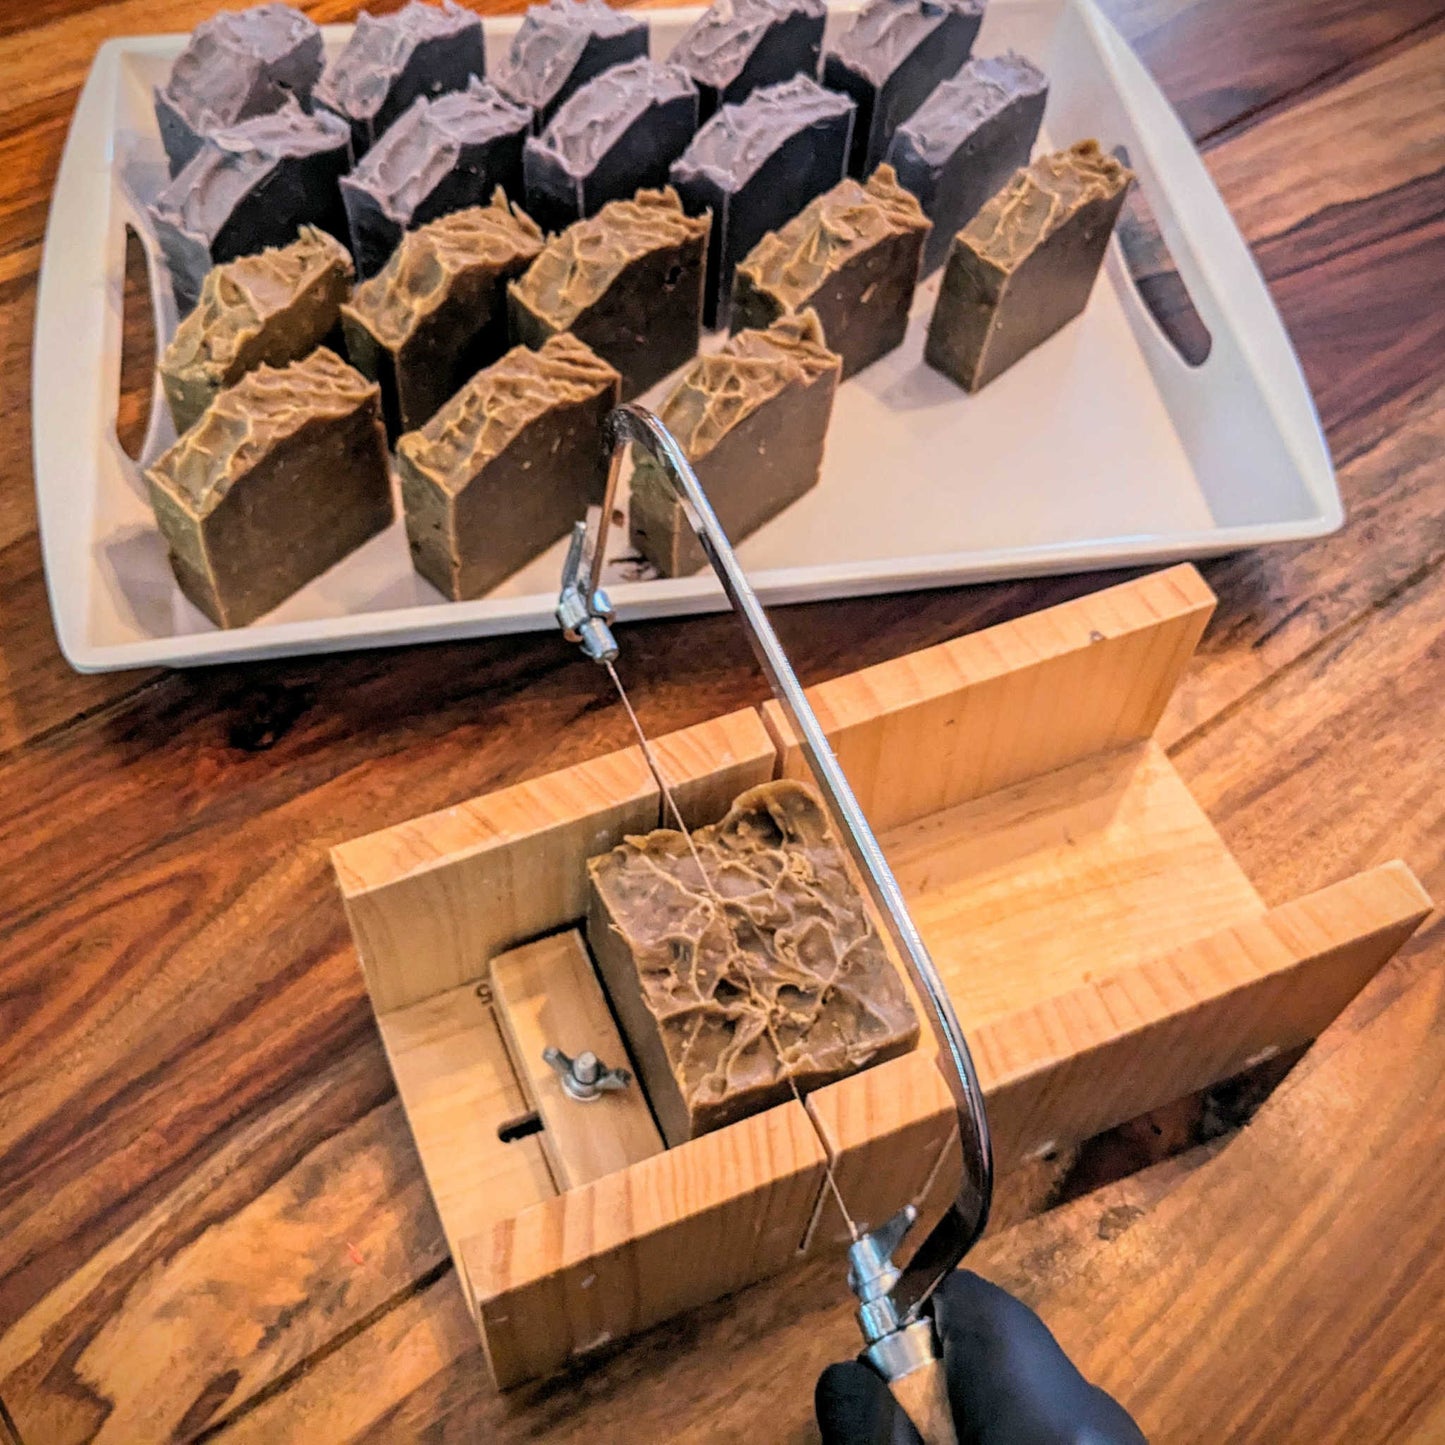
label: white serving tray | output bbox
[34,0,1340,672]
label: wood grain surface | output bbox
[1,0,1443,1441]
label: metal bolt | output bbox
[543,1046,631,1102]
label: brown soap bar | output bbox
[145,347,393,628]
[925,140,1132,392]
[587,778,920,1146]
[395,333,619,600]
[158,226,354,435]
[630,309,839,576]
[732,163,928,379]
[508,187,710,401]
[341,191,544,442]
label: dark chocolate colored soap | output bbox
[154,3,323,177]
[314,0,486,159]
[630,310,840,575]
[342,78,533,278]
[523,59,699,234]
[732,163,927,378]
[926,140,1133,391]
[823,0,983,178]
[145,347,393,629]
[150,100,352,314]
[586,778,920,1146]
[396,334,620,600]
[669,0,826,121]
[343,190,545,440]
[670,74,854,327]
[888,51,1048,275]
[509,187,710,400]
[495,0,650,131]
[160,226,354,435]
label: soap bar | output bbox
[509,188,709,399]
[154,3,323,176]
[495,0,650,130]
[145,347,393,629]
[630,310,839,575]
[159,226,354,436]
[314,0,486,158]
[669,0,826,121]
[522,59,699,235]
[888,51,1048,275]
[586,778,920,1146]
[670,74,854,327]
[395,334,620,600]
[342,190,545,440]
[732,163,927,379]
[823,0,983,178]
[341,78,533,278]
[926,140,1132,391]
[150,100,352,314]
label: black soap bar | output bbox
[341,79,533,278]
[154,4,323,177]
[670,74,854,327]
[313,0,486,159]
[523,59,699,234]
[925,141,1133,391]
[888,51,1048,275]
[823,0,983,178]
[669,0,826,121]
[495,0,650,131]
[150,100,352,314]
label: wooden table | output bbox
[1,2,1442,1441]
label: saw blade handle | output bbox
[891,1356,958,1445]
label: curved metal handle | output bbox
[582,404,994,1326]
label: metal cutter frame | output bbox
[557,404,994,1383]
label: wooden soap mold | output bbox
[330,564,1431,1390]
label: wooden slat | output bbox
[465,1100,828,1388]
[764,565,1214,833]
[489,931,664,1191]
[333,747,659,1014]
[644,706,779,829]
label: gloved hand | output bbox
[816,1271,1146,1445]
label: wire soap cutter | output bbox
[330,410,1428,1431]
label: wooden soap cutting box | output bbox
[329,565,1431,1390]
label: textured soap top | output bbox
[672,74,852,191]
[736,163,926,306]
[497,0,647,109]
[659,309,834,459]
[670,0,826,88]
[148,347,376,515]
[588,779,919,1115]
[161,226,353,385]
[159,4,322,131]
[532,59,696,175]
[512,187,710,328]
[346,78,532,223]
[397,333,618,488]
[152,99,350,239]
[964,140,1132,270]
[898,51,1048,163]
[345,190,544,348]
[830,0,983,83]
[315,0,481,120]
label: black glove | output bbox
[816,1271,1146,1445]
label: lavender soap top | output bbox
[668,0,826,120]
[154,3,323,176]
[342,79,533,277]
[314,0,485,158]
[523,58,699,233]
[494,0,650,129]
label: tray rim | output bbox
[32,0,1342,673]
